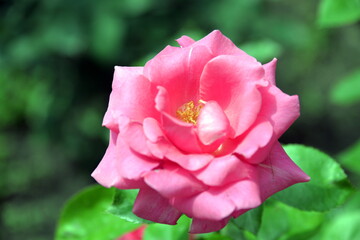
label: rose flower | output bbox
[92,30,310,234]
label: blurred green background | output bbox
[1,0,360,239]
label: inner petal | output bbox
[196,100,230,146]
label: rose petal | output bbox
[171,188,235,221]
[133,187,182,225]
[176,35,196,47]
[200,55,264,137]
[258,85,300,138]
[121,122,153,157]
[196,100,230,146]
[144,45,213,112]
[165,150,214,171]
[154,86,203,153]
[193,155,253,186]
[103,67,159,131]
[225,179,261,210]
[144,166,207,198]
[91,131,122,187]
[190,217,231,234]
[256,142,310,201]
[142,116,214,170]
[116,137,159,180]
[194,30,254,60]
[91,131,146,189]
[154,86,170,113]
[263,58,277,85]
[234,121,274,163]
[143,117,164,143]
[232,209,250,218]
[113,178,147,190]
[161,111,204,153]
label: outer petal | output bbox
[176,35,196,47]
[133,187,182,225]
[190,217,231,234]
[225,179,261,210]
[144,166,207,198]
[116,136,159,180]
[91,131,121,187]
[144,45,213,113]
[258,85,300,138]
[103,67,159,131]
[234,121,274,163]
[196,100,230,146]
[91,131,145,189]
[256,142,310,201]
[121,122,153,157]
[171,188,235,221]
[193,30,254,60]
[232,209,250,218]
[193,155,253,186]
[200,55,264,137]
[263,58,277,85]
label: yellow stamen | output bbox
[176,100,204,124]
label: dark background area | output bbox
[1,0,360,239]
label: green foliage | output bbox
[330,69,360,105]
[55,185,140,240]
[318,0,360,27]
[257,200,324,240]
[240,40,282,63]
[309,191,360,240]
[274,145,353,211]
[231,206,263,235]
[90,7,126,62]
[338,139,360,174]
[319,211,360,239]
[200,233,233,240]
[108,189,152,224]
[143,216,190,240]
[204,0,260,40]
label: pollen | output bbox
[176,100,205,124]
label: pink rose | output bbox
[118,225,146,240]
[92,30,310,234]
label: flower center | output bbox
[176,100,205,125]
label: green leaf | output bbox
[220,221,256,240]
[330,69,360,105]
[338,139,360,173]
[231,206,263,235]
[258,200,324,240]
[55,185,140,240]
[273,144,353,211]
[143,215,190,240]
[240,39,283,63]
[319,210,360,239]
[199,232,233,240]
[107,189,152,224]
[308,191,360,239]
[318,0,360,27]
